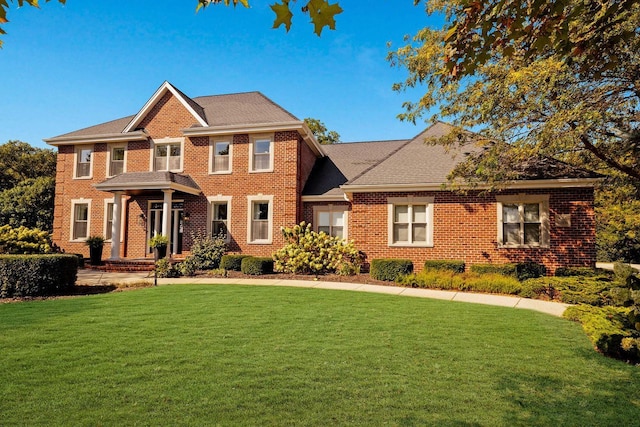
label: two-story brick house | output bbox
[46,81,600,273]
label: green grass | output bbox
[1,285,639,426]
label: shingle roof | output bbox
[50,90,299,139]
[95,171,201,195]
[346,122,476,186]
[302,140,408,196]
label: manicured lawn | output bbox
[1,285,639,426]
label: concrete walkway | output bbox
[76,270,569,317]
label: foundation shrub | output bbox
[470,262,546,281]
[0,254,77,297]
[370,259,413,282]
[470,263,517,277]
[423,260,465,273]
[241,257,274,275]
[273,222,363,275]
[178,256,198,277]
[189,231,227,270]
[523,276,613,305]
[555,266,612,277]
[0,225,52,254]
[220,254,250,271]
[155,258,181,278]
[397,270,521,294]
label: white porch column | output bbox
[162,189,174,255]
[110,191,123,260]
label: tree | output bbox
[0,141,56,231]
[388,0,640,186]
[0,0,343,47]
[304,117,340,145]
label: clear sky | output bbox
[0,1,442,149]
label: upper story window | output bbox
[249,135,274,172]
[152,138,184,172]
[108,145,126,177]
[314,205,348,239]
[74,146,93,179]
[497,195,550,248]
[210,138,232,174]
[387,197,434,247]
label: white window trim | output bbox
[247,194,274,244]
[249,134,274,173]
[313,204,348,239]
[149,137,185,172]
[106,143,127,178]
[208,137,233,175]
[103,197,126,242]
[496,194,550,249]
[207,195,233,243]
[73,145,94,180]
[387,196,434,247]
[70,198,92,242]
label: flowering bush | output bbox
[273,222,364,276]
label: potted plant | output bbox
[85,235,105,266]
[149,234,169,260]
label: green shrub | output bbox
[564,304,639,363]
[555,266,611,277]
[470,263,517,277]
[273,222,364,275]
[178,256,198,277]
[397,270,522,295]
[0,255,77,297]
[423,259,465,273]
[241,257,274,275]
[189,231,227,270]
[220,254,250,271]
[155,258,181,278]
[370,259,413,281]
[470,262,546,281]
[0,225,52,254]
[515,262,546,280]
[613,262,640,289]
[523,276,613,305]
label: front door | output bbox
[149,201,184,255]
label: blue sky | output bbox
[0,1,442,149]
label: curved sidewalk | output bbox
[76,270,569,317]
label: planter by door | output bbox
[89,246,103,265]
[154,246,167,261]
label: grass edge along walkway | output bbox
[77,270,568,317]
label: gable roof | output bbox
[44,83,306,145]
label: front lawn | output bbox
[1,285,638,425]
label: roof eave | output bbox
[341,178,602,194]
[94,181,201,196]
[183,121,325,157]
[44,130,149,146]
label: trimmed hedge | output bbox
[397,270,522,295]
[424,259,465,273]
[241,257,274,275]
[555,266,611,277]
[220,254,251,271]
[0,255,77,298]
[370,259,413,282]
[470,262,546,281]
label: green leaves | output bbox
[270,0,343,35]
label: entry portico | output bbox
[95,171,201,259]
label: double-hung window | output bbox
[208,196,232,242]
[388,197,434,247]
[71,200,91,241]
[109,145,126,177]
[497,196,550,248]
[314,205,347,238]
[250,135,274,172]
[210,139,231,173]
[153,139,183,172]
[105,202,114,241]
[75,146,93,178]
[247,195,273,243]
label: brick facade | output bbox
[50,85,597,274]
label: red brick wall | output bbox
[52,91,320,259]
[327,188,596,274]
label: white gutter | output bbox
[44,131,149,146]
